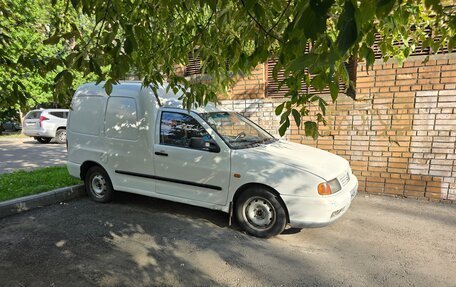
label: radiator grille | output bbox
[338,172,350,187]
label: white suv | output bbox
[23,109,69,144]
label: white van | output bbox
[67,82,358,238]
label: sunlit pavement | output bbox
[0,138,67,173]
[0,192,455,286]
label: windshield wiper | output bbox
[260,138,277,144]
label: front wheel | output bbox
[35,137,52,144]
[235,188,287,238]
[55,129,67,144]
[85,166,114,203]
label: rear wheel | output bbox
[55,129,66,144]
[235,188,287,238]
[85,166,114,203]
[35,137,52,144]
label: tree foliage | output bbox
[0,0,95,114]
[3,0,456,137]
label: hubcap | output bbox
[58,131,66,142]
[91,175,106,198]
[243,196,276,230]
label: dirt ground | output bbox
[0,192,455,287]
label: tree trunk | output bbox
[19,109,24,134]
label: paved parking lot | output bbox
[1,192,455,286]
[0,137,66,173]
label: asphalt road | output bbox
[0,137,67,173]
[0,192,455,287]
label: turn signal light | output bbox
[318,182,332,195]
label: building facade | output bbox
[217,54,456,202]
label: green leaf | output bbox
[366,31,375,47]
[329,81,338,103]
[280,110,290,123]
[336,1,358,55]
[244,0,256,11]
[287,54,317,72]
[364,46,375,68]
[376,0,396,17]
[278,119,290,137]
[304,121,318,140]
[89,58,102,76]
[207,0,217,11]
[43,34,61,45]
[104,80,113,95]
[275,103,284,116]
[424,0,443,14]
[318,98,327,115]
[291,109,301,127]
[124,37,136,55]
[356,0,376,27]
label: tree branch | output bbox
[267,0,291,35]
[239,0,283,43]
[95,0,111,48]
[185,10,215,48]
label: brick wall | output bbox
[221,54,456,202]
[223,64,265,100]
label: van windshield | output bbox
[200,112,277,149]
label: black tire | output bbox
[84,166,114,203]
[55,129,67,144]
[36,137,52,144]
[235,188,287,238]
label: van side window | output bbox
[105,97,139,140]
[160,112,211,149]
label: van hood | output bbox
[247,140,349,181]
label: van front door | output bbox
[153,110,230,206]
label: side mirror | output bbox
[189,137,220,153]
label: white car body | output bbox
[23,109,69,140]
[67,82,358,229]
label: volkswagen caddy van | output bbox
[67,82,358,238]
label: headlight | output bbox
[318,178,341,195]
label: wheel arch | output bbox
[232,183,290,224]
[80,161,105,180]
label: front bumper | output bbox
[282,174,358,228]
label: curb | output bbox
[0,184,85,219]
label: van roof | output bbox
[75,81,229,114]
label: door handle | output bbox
[155,151,168,156]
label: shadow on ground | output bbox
[0,193,455,286]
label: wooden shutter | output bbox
[184,56,201,76]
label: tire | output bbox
[84,166,114,203]
[235,188,287,238]
[55,129,67,144]
[36,137,52,144]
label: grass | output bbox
[0,132,26,139]
[0,166,82,202]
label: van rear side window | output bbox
[105,97,139,140]
[71,96,103,135]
